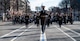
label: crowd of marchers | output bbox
[34,12,73,27]
[11,11,73,27]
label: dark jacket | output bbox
[25,15,29,25]
[39,10,48,25]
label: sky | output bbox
[28,0,62,11]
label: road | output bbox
[0,21,80,41]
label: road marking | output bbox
[54,25,76,41]
[10,25,33,41]
[40,31,47,41]
[0,26,25,38]
[62,26,80,36]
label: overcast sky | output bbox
[29,0,62,11]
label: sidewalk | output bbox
[64,21,80,25]
[73,21,80,24]
[0,21,12,26]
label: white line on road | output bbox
[62,26,80,36]
[10,25,33,41]
[54,25,76,41]
[40,31,47,41]
[0,26,25,38]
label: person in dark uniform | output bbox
[67,13,73,24]
[56,13,59,23]
[24,14,29,27]
[47,14,51,27]
[34,12,37,24]
[40,6,48,33]
[12,14,16,25]
[63,14,67,24]
[14,15,18,24]
[35,13,40,26]
[50,12,53,24]
[58,14,63,27]
[18,14,25,24]
[15,15,19,24]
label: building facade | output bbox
[0,0,31,21]
[10,0,31,15]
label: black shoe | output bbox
[42,31,44,34]
[59,25,61,28]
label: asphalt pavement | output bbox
[0,21,80,41]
